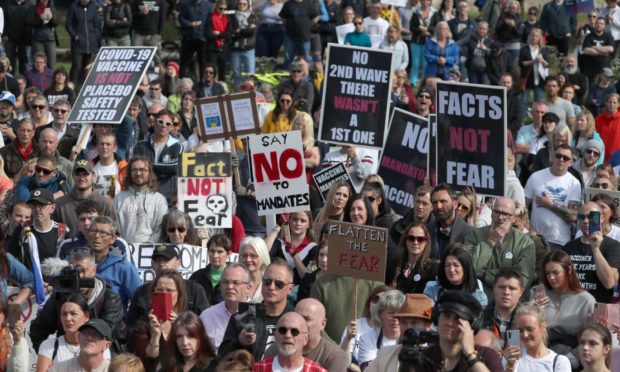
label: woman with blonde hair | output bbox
[503,302,571,371]
[423,21,459,80]
[291,111,320,186]
[456,190,478,227]
[573,109,604,165]
[109,353,145,372]
[315,180,352,224]
[239,236,271,302]
[519,28,549,113]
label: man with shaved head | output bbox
[38,127,73,179]
[265,298,348,371]
[464,197,536,296]
[564,201,620,303]
[254,312,327,372]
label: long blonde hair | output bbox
[315,181,352,224]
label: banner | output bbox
[127,243,239,282]
[196,91,261,142]
[319,44,392,150]
[326,221,387,282]
[68,47,156,124]
[248,131,310,216]
[379,108,428,216]
[436,81,506,196]
[312,162,353,202]
[178,152,232,228]
[428,114,437,187]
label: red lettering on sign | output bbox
[186,178,224,195]
[253,150,303,182]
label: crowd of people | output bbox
[0,0,620,371]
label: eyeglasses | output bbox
[89,229,114,237]
[492,209,514,218]
[32,105,46,110]
[173,121,181,127]
[406,235,427,243]
[585,149,600,156]
[418,94,431,100]
[240,253,259,260]
[157,118,173,127]
[457,203,470,212]
[238,2,248,5]
[262,278,291,289]
[291,70,302,74]
[131,168,149,174]
[354,21,363,25]
[167,226,187,233]
[221,279,250,287]
[218,7,227,11]
[554,153,572,162]
[53,108,68,114]
[277,327,305,337]
[147,113,158,117]
[35,166,56,175]
[592,182,611,189]
[577,212,599,220]
[589,15,597,18]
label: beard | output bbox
[564,66,577,74]
[277,343,298,357]
[435,208,455,223]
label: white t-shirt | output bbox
[575,223,620,243]
[272,356,303,372]
[357,327,398,365]
[363,17,389,48]
[339,316,374,360]
[511,350,571,372]
[94,161,121,197]
[524,168,582,245]
[39,335,112,363]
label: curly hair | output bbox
[123,156,159,191]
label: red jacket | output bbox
[595,109,620,162]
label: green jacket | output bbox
[464,226,536,297]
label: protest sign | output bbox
[248,131,310,215]
[196,92,261,142]
[428,114,437,187]
[585,187,620,220]
[336,23,355,44]
[319,44,392,150]
[127,243,239,282]
[68,47,156,124]
[379,108,428,216]
[178,152,232,228]
[313,162,353,202]
[436,81,506,196]
[326,221,387,282]
[565,0,594,15]
[381,0,406,6]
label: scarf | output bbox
[235,9,251,29]
[212,12,228,48]
[17,141,33,161]
[35,1,47,16]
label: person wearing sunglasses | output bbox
[586,193,620,242]
[573,140,602,186]
[344,16,372,47]
[218,260,295,362]
[464,197,536,297]
[393,222,438,295]
[261,89,297,134]
[205,0,233,84]
[15,154,72,202]
[193,63,226,99]
[34,99,79,160]
[28,95,51,128]
[254,312,326,372]
[143,79,168,109]
[133,109,183,201]
[524,143,582,250]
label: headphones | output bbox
[431,302,484,333]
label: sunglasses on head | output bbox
[167,226,187,233]
[277,327,303,337]
[157,118,173,127]
[262,278,290,289]
[35,166,55,175]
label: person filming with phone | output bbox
[563,201,620,303]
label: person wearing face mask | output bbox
[66,0,102,83]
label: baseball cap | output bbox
[78,319,113,340]
[73,159,95,174]
[0,91,16,106]
[603,67,614,79]
[28,189,54,205]
[290,62,303,72]
[152,244,180,260]
[395,294,433,320]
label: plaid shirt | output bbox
[253,357,327,372]
[24,67,54,92]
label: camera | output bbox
[55,265,95,294]
[397,328,438,372]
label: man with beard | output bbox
[390,185,434,243]
[580,16,615,82]
[29,249,125,353]
[53,159,117,238]
[427,184,473,261]
[479,268,524,349]
[0,92,17,145]
[253,312,327,371]
[114,156,167,243]
[464,197,536,296]
[564,55,589,105]
[572,139,603,186]
[34,99,79,160]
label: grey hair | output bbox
[69,248,96,266]
[90,215,118,235]
[239,236,271,271]
[223,263,251,283]
[376,290,406,326]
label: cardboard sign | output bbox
[584,187,620,220]
[248,131,310,216]
[326,222,387,282]
[436,81,506,196]
[319,44,393,150]
[196,91,261,142]
[177,152,232,228]
[312,162,353,202]
[68,47,156,124]
[127,243,239,282]
[379,108,428,216]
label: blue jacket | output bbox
[66,0,102,54]
[15,173,72,202]
[2,253,34,296]
[178,0,211,39]
[423,37,460,80]
[96,248,142,312]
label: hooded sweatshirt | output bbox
[96,246,142,312]
[114,186,168,243]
